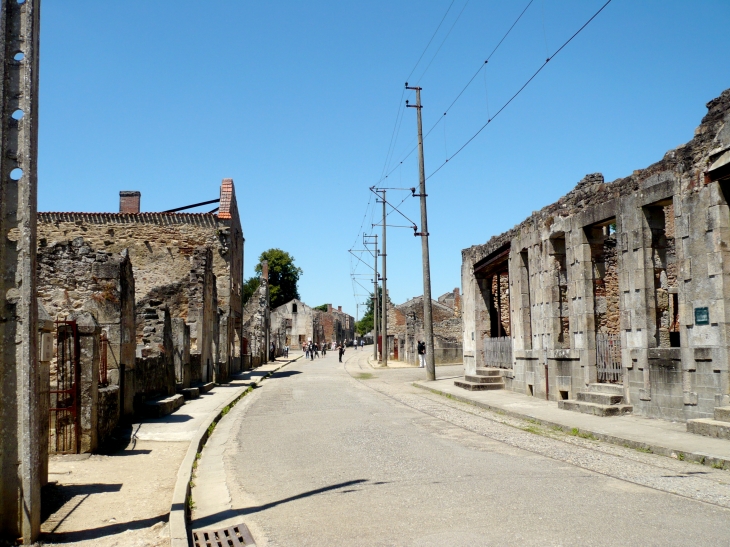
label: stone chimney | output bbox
[327,304,333,313]
[119,191,140,213]
[338,306,342,312]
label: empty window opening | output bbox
[489,269,510,338]
[559,390,569,400]
[645,202,679,348]
[520,250,533,349]
[551,235,570,348]
[528,384,534,397]
[292,303,298,314]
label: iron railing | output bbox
[596,333,621,384]
[50,320,80,454]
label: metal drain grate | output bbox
[193,523,256,546]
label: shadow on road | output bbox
[41,513,168,543]
[193,479,369,529]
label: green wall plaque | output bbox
[695,307,710,326]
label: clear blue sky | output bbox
[40,1,730,319]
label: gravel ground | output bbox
[198,350,730,547]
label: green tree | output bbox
[313,304,329,312]
[355,287,384,336]
[242,276,260,307]
[255,248,303,309]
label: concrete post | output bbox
[37,303,53,489]
[0,0,41,542]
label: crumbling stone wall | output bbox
[38,179,245,382]
[242,278,267,368]
[37,237,136,417]
[135,304,175,405]
[461,88,730,419]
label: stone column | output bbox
[70,312,100,454]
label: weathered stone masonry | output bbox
[462,89,730,422]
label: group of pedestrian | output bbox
[304,341,326,360]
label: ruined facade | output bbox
[389,293,462,365]
[241,278,268,367]
[37,179,244,383]
[461,89,730,423]
[269,300,354,350]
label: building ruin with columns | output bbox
[460,89,730,434]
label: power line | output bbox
[414,0,471,85]
[426,0,613,181]
[381,0,535,184]
[405,0,457,83]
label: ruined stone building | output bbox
[38,179,244,389]
[320,304,355,346]
[388,291,462,365]
[241,275,269,367]
[460,89,730,434]
[270,299,355,350]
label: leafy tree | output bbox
[313,304,329,312]
[355,287,384,336]
[242,276,261,307]
[255,248,303,309]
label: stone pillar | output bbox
[0,0,41,543]
[172,318,191,388]
[70,312,100,454]
[37,302,53,488]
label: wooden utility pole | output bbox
[407,84,436,381]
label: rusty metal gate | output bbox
[50,320,81,454]
[596,333,621,384]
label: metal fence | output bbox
[483,336,512,368]
[50,320,80,454]
[596,333,621,384]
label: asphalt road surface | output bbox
[192,348,730,547]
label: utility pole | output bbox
[407,84,436,381]
[378,189,388,367]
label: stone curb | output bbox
[413,381,730,470]
[170,357,300,547]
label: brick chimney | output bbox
[119,191,140,213]
[327,304,332,313]
[338,306,342,312]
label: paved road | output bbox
[192,349,730,547]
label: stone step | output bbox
[687,418,730,440]
[145,394,184,418]
[714,406,730,423]
[454,379,505,392]
[588,383,623,395]
[195,382,214,394]
[181,387,200,400]
[464,374,504,384]
[475,368,502,377]
[576,392,624,405]
[558,399,633,417]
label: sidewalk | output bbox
[414,375,730,468]
[41,356,299,547]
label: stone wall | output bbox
[135,304,175,404]
[241,278,267,368]
[38,178,245,382]
[461,88,730,420]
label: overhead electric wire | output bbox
[414,0,471,85]
[426,0,613,181]
[405,0,457,83]
[381,0,535,183]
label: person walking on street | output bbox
[417,340,426,368]
[360,339,364,350]
[310,342,315,361]
[322,343,327,356]
[305,343,310,360]
[314,343,320,359]
[284,344,289,358]
[338,343,345,363]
